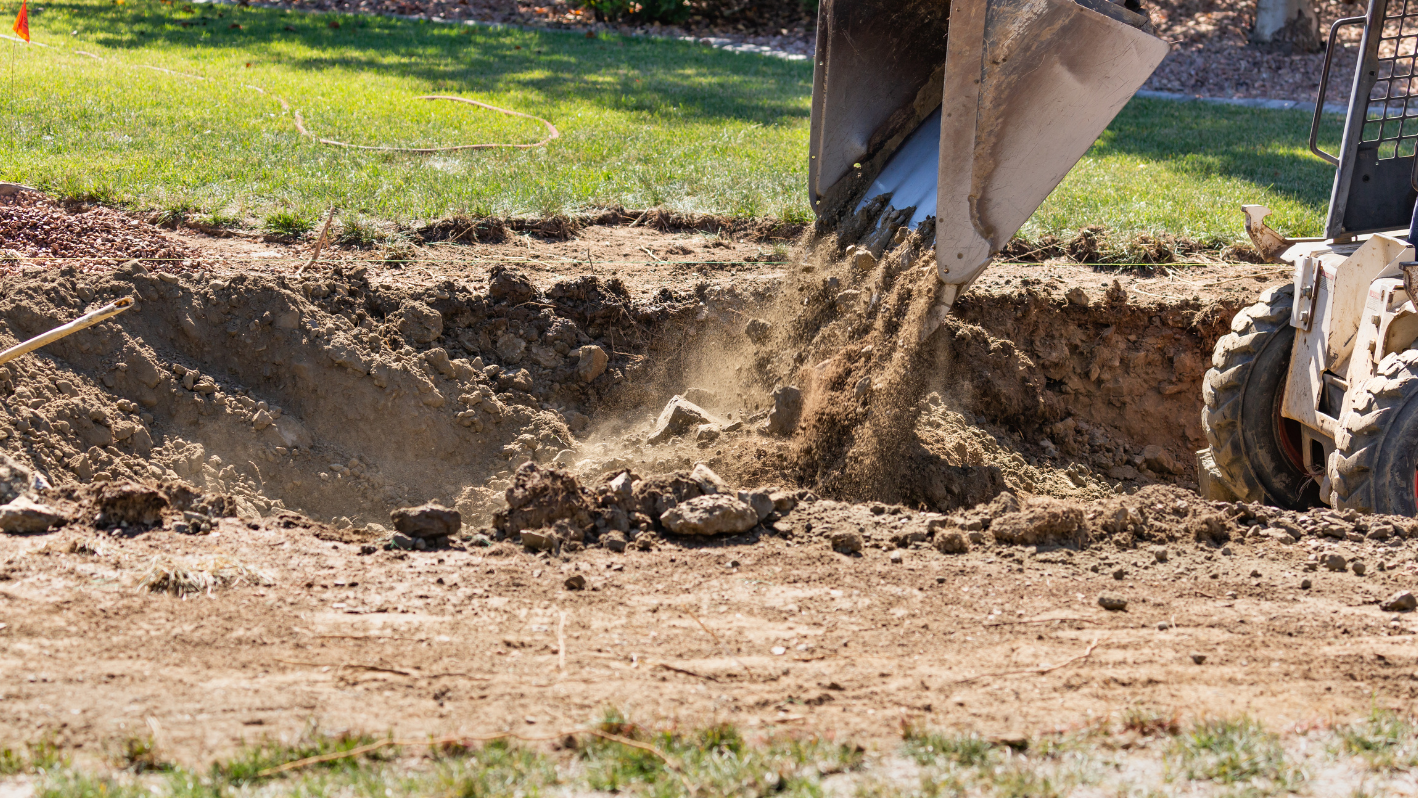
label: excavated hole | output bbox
[0,235,1249,535]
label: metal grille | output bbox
[1365,0,1418,160]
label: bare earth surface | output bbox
[2,197,1415,777]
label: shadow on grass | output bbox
[1098,97,1340,210]
[41,0,812,127]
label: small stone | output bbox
[771,645,787,656]
[851,250,876,271]
[576,345,608,383]
[1300,578,1312,589]
[888,550,904,564]
[389,502,461,539]
[520,529,559,552]
[736,491,774,522]
[1098,593,1127,611]
[745,318,771,344]
[1221,546,1233,556]
[834,289,862,312]
[564,574,586,590]
[769,491,796,513]
[1322,553,1348,572]
[648,396,718,444]
[690,463,729,494]
[1225,590,1237,599]
[934,531,969,555]
[251,409,273,431]
[1157,621,1172,631]
[1065,287,1089,306]
[1190,653,1207,665]
[1353,560,1368,576]
[1152,546,1168,563]
[1112,567,1127,580]
[1381,591,1417,612]
[1250,569,1262,578]
[609,471,635,498]
[495,332,527,363]
[602,531,627,553]
[389,532,419,551]
[660,495,758,536]
[831,530,864,555]
[1141,444,1179,474]
[0,495,64,534]
[767,386,803,435]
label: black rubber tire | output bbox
[1330,349,1418,516]
[1201,283,1318,509]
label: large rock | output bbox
[0,495,64,534]
[94,482,168,527]
[0,454,31,505]
[390,502,462,539]
[660,495,759,536]
[766,386,802,435]
[648,397,720,444]
[1382,591,1417,612]
[990,497,1085,546]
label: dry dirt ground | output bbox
[3,197,1418,775]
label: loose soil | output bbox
[3,197,1412,768]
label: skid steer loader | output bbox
[1202,0,1418,515]
[808,0,1170,316]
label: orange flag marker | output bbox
[12,0,28,41]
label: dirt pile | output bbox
[0,194,202,274]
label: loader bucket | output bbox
[809,0,1169,301]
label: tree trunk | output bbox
[1251,0,1321,53]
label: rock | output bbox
[488,266,538,305]
[745,318,771,344]
[851,250,876,271]
[576,345,609,383]
[1141,445,1179,474]
[0,454,31,505]
[1322,552,1348,572]
[690,463,729,494]
[1065,287,1089,306]
[1098,593,1127,611]
[495,332,527,364]
[0,495,64,534]
[660,495,758,536]
[770,492,797,513]
[835,290,862,312]
[1106,465,1139,481]
[251,409,273,431]
[1381,591,1417,612]
[396,301,443,344]
[737,491,774,522]
[1152,546,1168,563]
[1190,653,1207,665]
[990,498,1084,546]
[609,471,635,498]
[389,502,462,539]
[1300,577,1312,589]
[389,532,420,551]
[564,574,586,590]
[94,482,168,527]
[1157,621,1172,631]
[766,386,803,436]
[648,397,717,444]
[695,424,720,443]
[1353,560,1368,576]
[602,531,627,553]
[935,530,969,554]
[1112,567,1127,580]
[520,529,559,552]
[888,550,904,564]
[830,530,863,554]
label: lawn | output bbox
[0,0,1344,243]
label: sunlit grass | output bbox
[0,0,1340,243]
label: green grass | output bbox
[1167,717,1303,794]
[0,0,1342,241]
[1338,708,1418,771]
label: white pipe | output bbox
[0,297,134,366]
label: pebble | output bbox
[766,386,803,435]
[1152,546,1168,563]
[564,574,586,590]
[390,502,462,539]
[1353,560,1367,576]
[1191,653,1207,665]
[660,495,758,536]
[1381,591,1417,612]
[830,530,864,555]
[935,531,968,555]
[888,550,904,564]
[1097,593,1127,611]
[771,646,787,656]
[1322,553,1348,572]
[1157,621,1172,630]
[1300,578,1312,589]
[1111,567,1126,580]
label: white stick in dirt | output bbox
[0,297,133,366]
